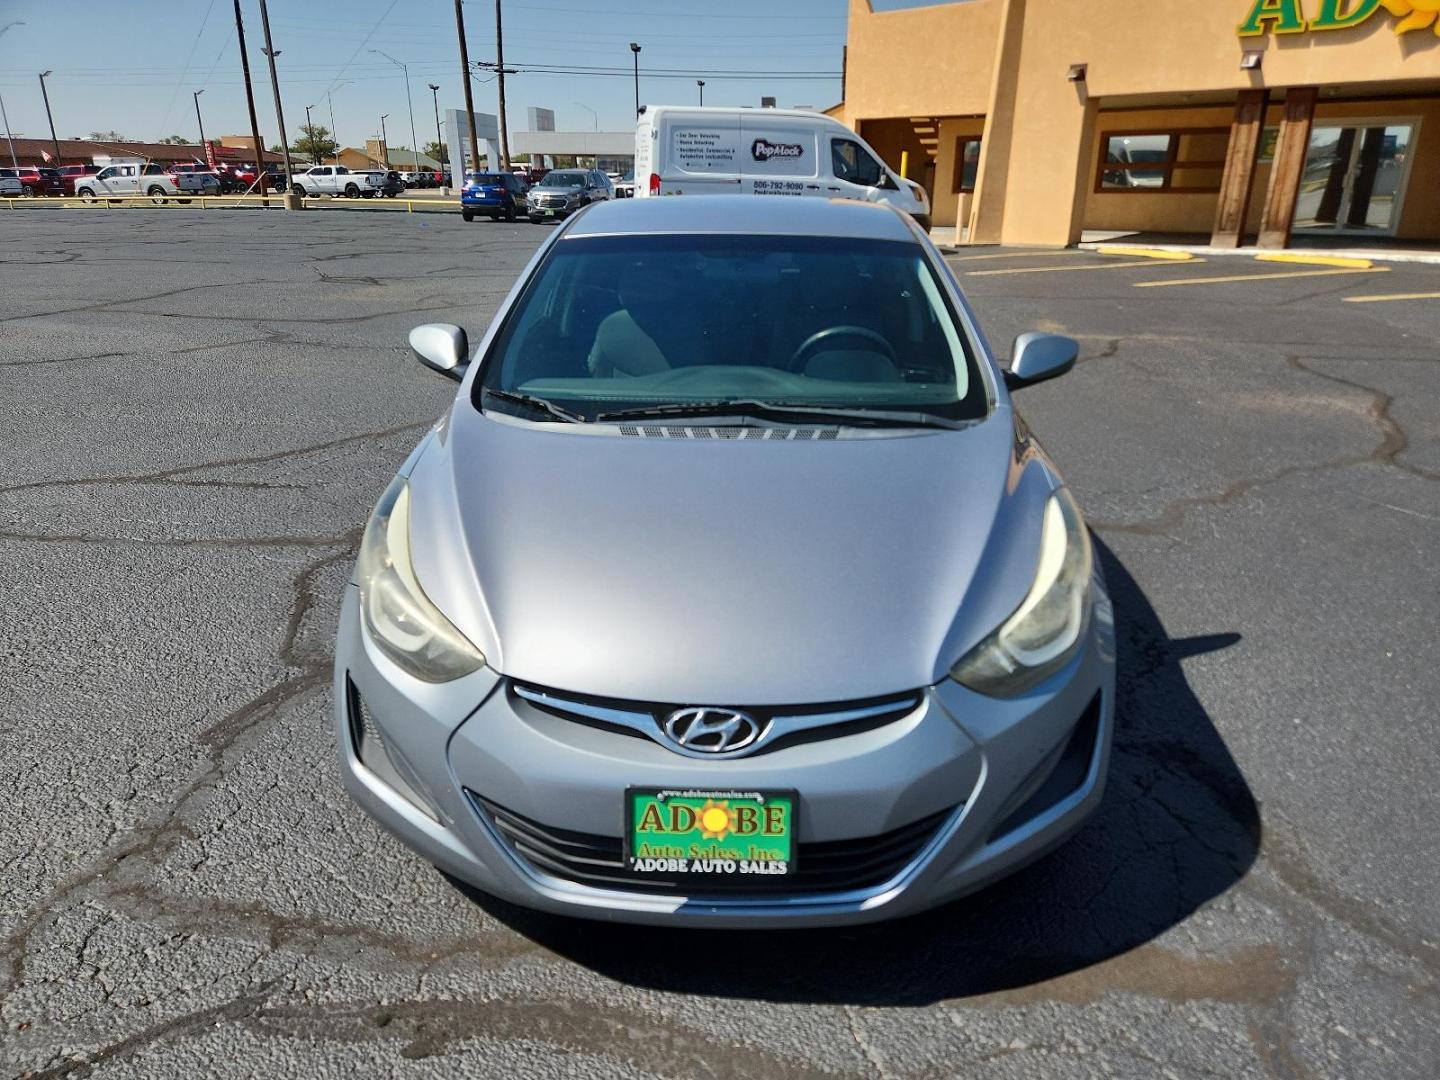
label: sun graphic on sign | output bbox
[1382,0,1440,34]
[698,799,735,840]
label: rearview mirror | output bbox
[409,323,470,381]
[1004,332,1078,391]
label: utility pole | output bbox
[371,50,420,171]
[379,114,390,167]
[428,83,446,191]
[697,79,704,106]
[37,71,61,165]
[232,0,269,200]
[193,89,208,161]
[255,0,298,208]
[629,43,642,117]
[304,103,315,163]
[454,0,480,178]
[495,0,510,170]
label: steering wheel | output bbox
[787,325,897,373]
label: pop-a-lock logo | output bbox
[751,139,804,162]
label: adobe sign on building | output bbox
[1238,0,1440,36]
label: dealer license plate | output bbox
[541,208,555,217]
[625,788,796,878]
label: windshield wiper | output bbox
[482,387,585,424]
[596,399,960,429]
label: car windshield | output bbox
[475,233,987,425]
[537,171,586,189]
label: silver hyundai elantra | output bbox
[334,196,1115,927]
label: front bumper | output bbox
[334,576,1115,927]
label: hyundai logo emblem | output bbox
[661,707,763,756]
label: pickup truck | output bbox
[281,165,386,199]
[74,163,218,203]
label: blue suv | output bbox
[460,172,528,222]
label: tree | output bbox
[294,124,339,163]
[423,141,449,165]
[160,135,190,145]
[88,130,129,142]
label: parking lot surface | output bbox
[1,209,1437,1079]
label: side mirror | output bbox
[1004,332,1078,391]
[409,323,470,382]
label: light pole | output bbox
[255,0,297,207]
[379,114,389,168]
[573,102,597,132]
[193,89,208,161]
[495,0,511,171]
[371,49,420,171]
[1,23,23,168]
[453,0,481,178]
[232,0,270,199]
[38,70,61,165]
[326,80,349,165]
[428,83,446,191]
[629,42,641,117]
[697,79,705,106]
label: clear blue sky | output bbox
[0,0,957,150]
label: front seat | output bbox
[587,259,705,378]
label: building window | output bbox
[952,136,981,194]
[1097,128,1228,193]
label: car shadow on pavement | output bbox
[452,539,1259,1006]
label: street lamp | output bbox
[326,80,350,165]
[0,22,21,167]
[37,70,61,165]
[629,42,641,118]
[697,79,705,106]
[428,83,446,190]
[371,49,420,171]
[193,89,208,162]
[573,101,597,132]
[379,114,390,168]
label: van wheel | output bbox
[147,186,168,205]
[344,183,360,198]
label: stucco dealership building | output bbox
[834,0,1440,246]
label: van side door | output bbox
[739,117,819,199]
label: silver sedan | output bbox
[334,195,1115,927]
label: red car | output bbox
[57,165,94,194]
[13,166,64,196]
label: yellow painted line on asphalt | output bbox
[1093,246,1195,261]
[1134,266,1390,288]
[967,258,1203,277]
[1342,291,1440,304]
[1254,252,1373,269]
[946,249,1085,262]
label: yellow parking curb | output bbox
[1342,292,1440,304]
[1094,246,1195,261]
[1255,252,1373,270]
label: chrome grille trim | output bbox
[511,683,923,758]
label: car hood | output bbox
[405,408,1053,704]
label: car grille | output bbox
[469,792,957,896]
[509,682,923,757]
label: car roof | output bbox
[564,195,917,242]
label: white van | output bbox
[634,106,931,230]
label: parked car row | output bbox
[460,168,614,225]
[272,165,408,199]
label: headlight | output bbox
[949,488,1093,697]
[357,476,486,682]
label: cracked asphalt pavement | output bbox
[2,210,1438,1079]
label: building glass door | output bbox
[1293,121,1418,237]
